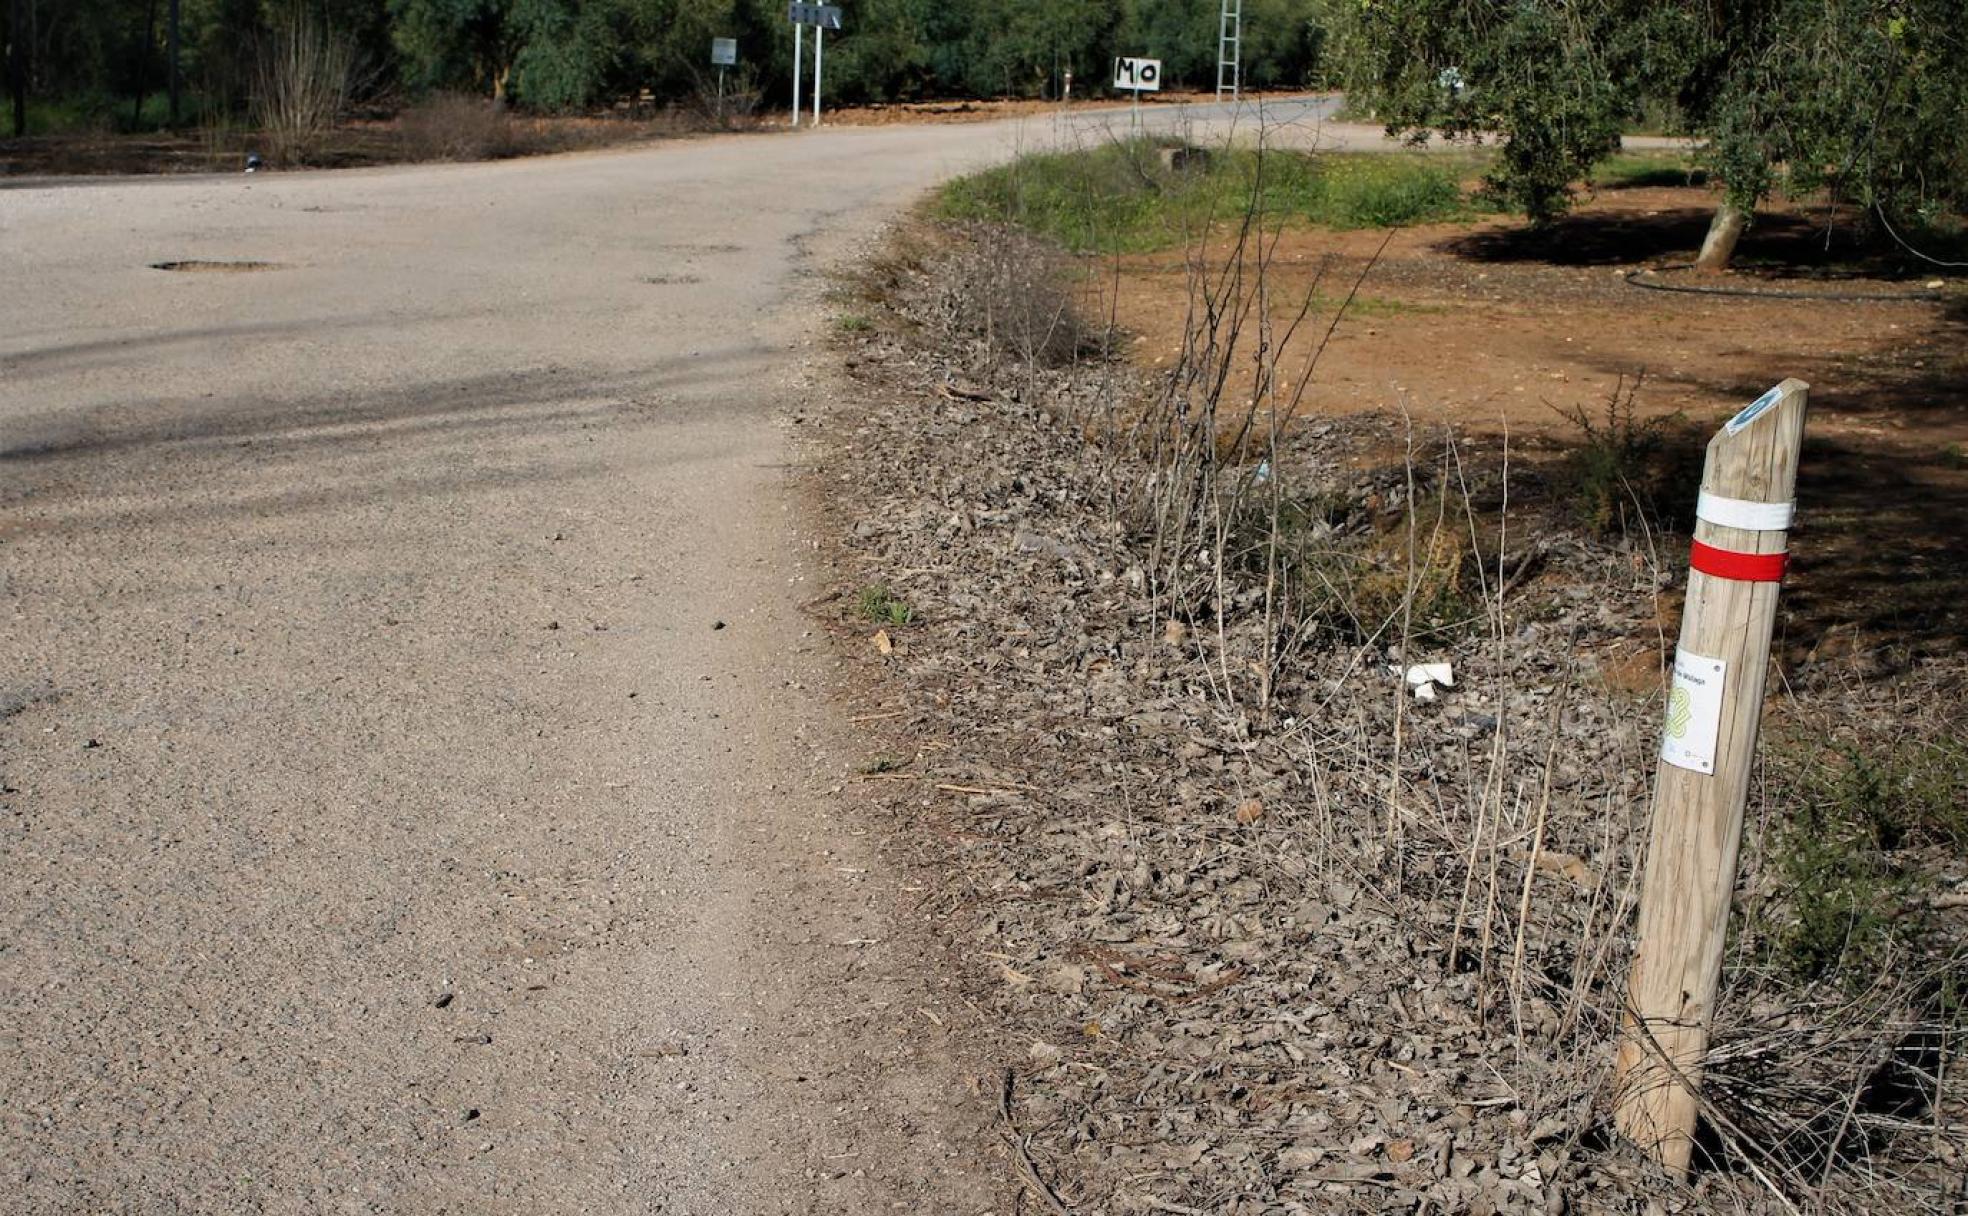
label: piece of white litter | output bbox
[1405,661,1453,702]
[1404,662,1454,689]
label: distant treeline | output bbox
[4,0,1334,129]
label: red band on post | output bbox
[1689,539,1788,582]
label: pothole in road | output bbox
[150,260,288,273]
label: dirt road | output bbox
[0,101,1361,1213]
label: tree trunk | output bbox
[166,0,180,126]
[131,0,158,131]
[1695,197,1748,271]
[11,0,28,137]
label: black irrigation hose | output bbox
[1623,262,1954,303]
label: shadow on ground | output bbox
[0,343,775,537]
[1439,206,1966,280]
[1526,366,1968,665]
[1781,434,1968,665]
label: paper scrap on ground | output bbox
[1661,650,1727,774]
[1405,662,1454,701]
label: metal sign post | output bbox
[1114,56,1162,132]
[787,4,843,128]
[710,38,736,119]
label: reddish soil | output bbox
[817,89,1310,126]
[1097,184,1968,659]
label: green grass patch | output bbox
[1590,151,1708,191]
[835,313,874,333]
[1309,293,1442,318]
[1312,154,1467,228]
[854,584,915,626]
[937,139,1476,254]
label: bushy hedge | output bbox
[6,0,1339,127]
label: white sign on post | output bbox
[1114,57,1163,91]
[787,4,842,126]
[710,37,737,66]
[1660,650,1727,775]
[788,3,843,29]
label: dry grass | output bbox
[843,120,1968,1212]
[397,94,515,162]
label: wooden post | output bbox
[1614,378,1808,1175]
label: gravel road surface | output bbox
[0,98,1347,1213]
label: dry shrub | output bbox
[932,222,1095,368]
[842,221,938,310]
[686,66,763,130]
[1337,521,1474,640]
[398,94,514,162]
[251,14,357,166]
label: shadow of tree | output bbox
[1780,433,1968,664]
[1438,205,1963,280]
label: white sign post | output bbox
[710,38,736,118]
[787,4,843,128]
[1114,56,1162,130]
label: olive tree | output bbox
[1332,0,1968,269]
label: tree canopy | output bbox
[1331,0,1968,266]
[5,0,1335,131]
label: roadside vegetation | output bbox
[4,0,1333,169]
[822,129,1966,1212]
[1326,0,1968,270]
[1755,732,1968,985]
[1589,151,1710,192]
[938,139,1475,253]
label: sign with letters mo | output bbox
[1114,57,1162,91]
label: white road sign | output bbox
[788,3,843,29]
[1114,57,1162,91]
[711,38,737,66]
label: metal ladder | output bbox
[1216,0,1242,100]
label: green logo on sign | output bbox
[1666,685,1692,739]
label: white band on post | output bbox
[1696,490,1794,532]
